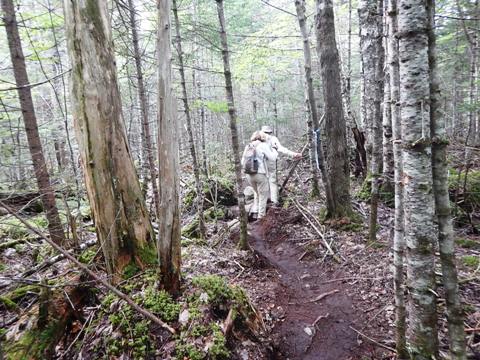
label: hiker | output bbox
[241,131,276,219]
[261,125,302,205]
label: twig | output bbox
[0,69,71,91]
[349,326,396,353]
[0,201,176,334]
[312,313,329,328]
[292,199,340,262]
[465,327,480,333]
[309,289,339,303]
[320,276,386,284]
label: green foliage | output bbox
[456,238,479,249]
[209,323,230,359]
[192,275,233,307]
[136,245,158,266]
[141,287,181,323]
[0,217,30,239]
[3,324,60,360]
[462,255,479,268]
[78,247,97,264]
[123,262,140,279]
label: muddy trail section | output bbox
[248,208,370,360]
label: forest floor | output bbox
[1,164,480,359]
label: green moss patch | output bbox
[462,255,480,268]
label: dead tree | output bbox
[63,0,155,280]
[156,0,182,295]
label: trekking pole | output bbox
[279,142,309,195]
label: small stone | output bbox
[179,309,190,325]
[4,248,16,258]
[199,292,209,303]
[304,326,314,336]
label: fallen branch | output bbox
[0,201,176,334]
[0,238,26,250]
[21,238,97,278]
[309,289,339,303]
[465,327,480,333]
[279,142,309,195]
[292,199,340,262]
[349,326,396,353]
[312,313,329,328]
[320,276,387,284]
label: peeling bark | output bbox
[63,0,155,280]
[156,0,182,295]
[398,0,439,356]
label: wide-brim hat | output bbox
[261,125,273,134]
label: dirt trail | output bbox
[249,209,366,360]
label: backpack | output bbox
[243,142,259,174]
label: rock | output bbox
[199,292,209,303]
[304,326,314,336]
[4,248,16,258]
[179,309,190,326]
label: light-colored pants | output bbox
[267,161,278,204]
[247,173,270,218]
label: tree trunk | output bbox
[315,0,352,218]
[128,0,160,219]
[156,0,182,295]
[172,0,206,240]
[63,0,155,281]
[2,0,65,245]
[359,0,384,242]
[427,0,467,357]
[387,0,408,356]
[294,0,328,201]
[398,0,439,356]
[216,0,248,249]
[383,4,394,191]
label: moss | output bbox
[181,217,200,239]
[5,285,40,303]
[191,275,233,307]
[175,342,205,360]
[123,262,140,279]
[3,324,61,360]
[0,218,30,239]
[140,287,181,322]
[462,255,480,268]
[0,296,18,311]
[78,247,97,264]
[456,238,479,249]
[204,207,225,222]
[357,175,372,201]
[209,323,230,359]
[0,262,6,272]
[136,245,158,266]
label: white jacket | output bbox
[266,134,296,161]
[241,140,276,174]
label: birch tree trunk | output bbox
[63,0,155,280]
[359,0,384,242]
[398,0,438,355]
[216,0,248,249]
[295,0,332,202]
[156,0,181,295]
[128,0,160,218]
[387,0,408,356]
[172,0,206,240]
[427,0,466,357]
[2,0,65,245]
[315,0,352,218]
[383,8,394,192]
